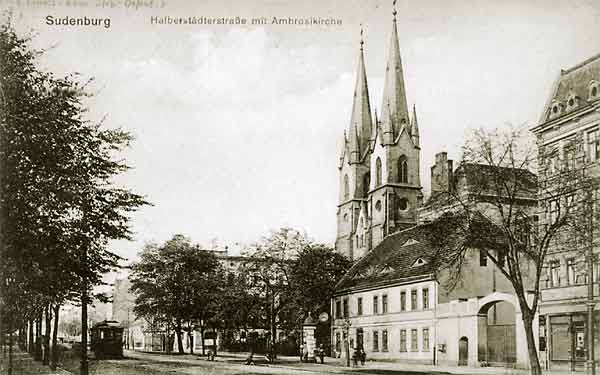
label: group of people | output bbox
[352,347,366,366]
[299,343,325,363]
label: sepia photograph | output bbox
[0,0,599,374]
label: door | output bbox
[356,328,364,351]
[458,337,468,366]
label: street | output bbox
[67,350,457,375]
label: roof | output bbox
[538,52,600,125]
[423,162,537,209]
[335,224,436,293]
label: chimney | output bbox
[430,152,453,195]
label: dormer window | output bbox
[589,81,599,100]
[549,101,563,119]
[565,92,579,111]
[412,257,428,267]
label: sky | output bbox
[7,0,600,266]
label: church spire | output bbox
[411,103,420,147]
[380,1,409,145]
[348,26,373,164]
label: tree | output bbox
[130,235,224,355]
[242,228,311,357]
[0,17,148,374]
[423,127,599,375]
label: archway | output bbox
[478,300,516,366]
[458,337,468,366]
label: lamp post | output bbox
[341,318,351,367]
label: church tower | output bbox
[368,8,422,249]
[335,6,422,260]
[335,32,373,260]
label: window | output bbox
[564,147,576,170]
[422,288,429,309]
[549,260,561,287]
[373,331,379,352]
[398,155,408,183]
[411,290,417,310]
[549,199,560,224]
[590,81,599,100]
[343,298,348,318]
[357,297,363,316]
[411,329,418,351]
[373,296,379,314]
[588,129,599,162]
[566,258,575,285]
[400,330,407,352]
[397,198,408,211]
[479,249,488,266]
[423,328,430,351]
[375,200,382,212]
[382,295,388,313]
[335,300,341,319]
[400,291,406,311]
[375,157,382,187]
[343,174,349,200]
[382,330,388,351]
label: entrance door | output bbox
[487,324,516,364]
[458,337,468,366]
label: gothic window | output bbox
[363,173,370,196]
[397,198,409,212]
[343,174,349,200]
[398,155,408,183]
[375,157,382,186]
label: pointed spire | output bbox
[348,26,373,164]
[411,103,420,147]
[338,130,348,168]
[380,1,409,145]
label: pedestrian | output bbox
[299,343,304,362]
[352,347,359,367]
[360,347,366,365]
[317,344,325,364]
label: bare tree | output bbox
[422,127,599,375]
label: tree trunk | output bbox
[200,326,205,356]
[35,314,42,361]
[50,304,60,370]
[187,328,194,355]
[521,309,542,375]
[43,304,51,365]
[175,320,184,354]
[28,319,34,354]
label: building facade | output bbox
[332,153,538,369]
[531,53,600,371]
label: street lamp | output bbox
[341,318,351,367]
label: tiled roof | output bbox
[540,53,600,124]
[335,224,436,292]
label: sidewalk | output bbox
[213,351,581,375]
[0,347,72,375]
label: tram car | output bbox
[90,320,124,359]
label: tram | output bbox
[90,320,124,359]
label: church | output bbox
[331,5,538,369]
[336,6,422,262]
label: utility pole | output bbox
[587,183,596,375]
